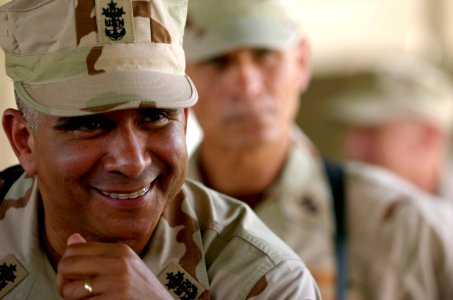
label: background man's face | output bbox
[343,118,426,179]
[187,45,308,150]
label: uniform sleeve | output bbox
[362,201,453,300]
[246,259,322,300]
[400,202,453,300]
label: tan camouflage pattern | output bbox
[345,162,453,300]
[189,126,453,300]
[0,0,197,116]
[0,173,321,299]
[190,127,337,300]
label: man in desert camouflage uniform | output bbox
[328,59,453,199]
[184,0,453,299]
[0,0,321,299]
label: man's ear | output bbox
[294,38,312,93]
[2,108,37,175]
[418,121,444,150]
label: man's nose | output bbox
[103,125,151,178]
[234,61,263,100]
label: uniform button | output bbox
[300,195,318,214]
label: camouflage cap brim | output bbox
[16,71,197,117]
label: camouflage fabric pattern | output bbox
[0,173,321,299]
[0,0,197,116]
[344,162,453,299]
[190,127,337,300]
[189,126,453,300]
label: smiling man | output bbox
[0,0,321,299]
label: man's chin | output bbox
[227,131,279,150]
[94,219,155,241]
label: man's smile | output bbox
[97,183,152,200]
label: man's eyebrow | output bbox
[139,108,183,117]
[54,108,182,125]
[55,115,104,124]
[201,55,227,64]
[141,108,181,113]
[55,116,76,124]
[53,114,109,130]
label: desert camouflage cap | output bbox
[0,0,197,116]
[184,0,305,62]
[329,59,453,132]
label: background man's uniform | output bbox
[189,126,453,299]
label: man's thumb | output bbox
[67,233,87,246]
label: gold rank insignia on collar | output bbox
[158,262,207,300]
[0,254,28,298]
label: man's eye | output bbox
[140,109,170,126]
[139,109,182,128]
[55,117,112,133]
[76,120,107,131]
[203,56,230,69]
[144,111,167,121]
[253,48,276,61]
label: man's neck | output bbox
[197,135,291,207]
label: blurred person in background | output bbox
[329,60,453,198]
[184,0,453,299]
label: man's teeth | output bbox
[101,185,150,199]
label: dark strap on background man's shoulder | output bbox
[0,164,24,202]
[322,158,347,300]
[323,158,346,240]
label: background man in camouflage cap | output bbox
[184,0,453,299]
[0,0,321,299]
[329,59,453,198]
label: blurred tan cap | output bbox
[184,0,305,62]
[0,0,197,116]
[329,60,453,132]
